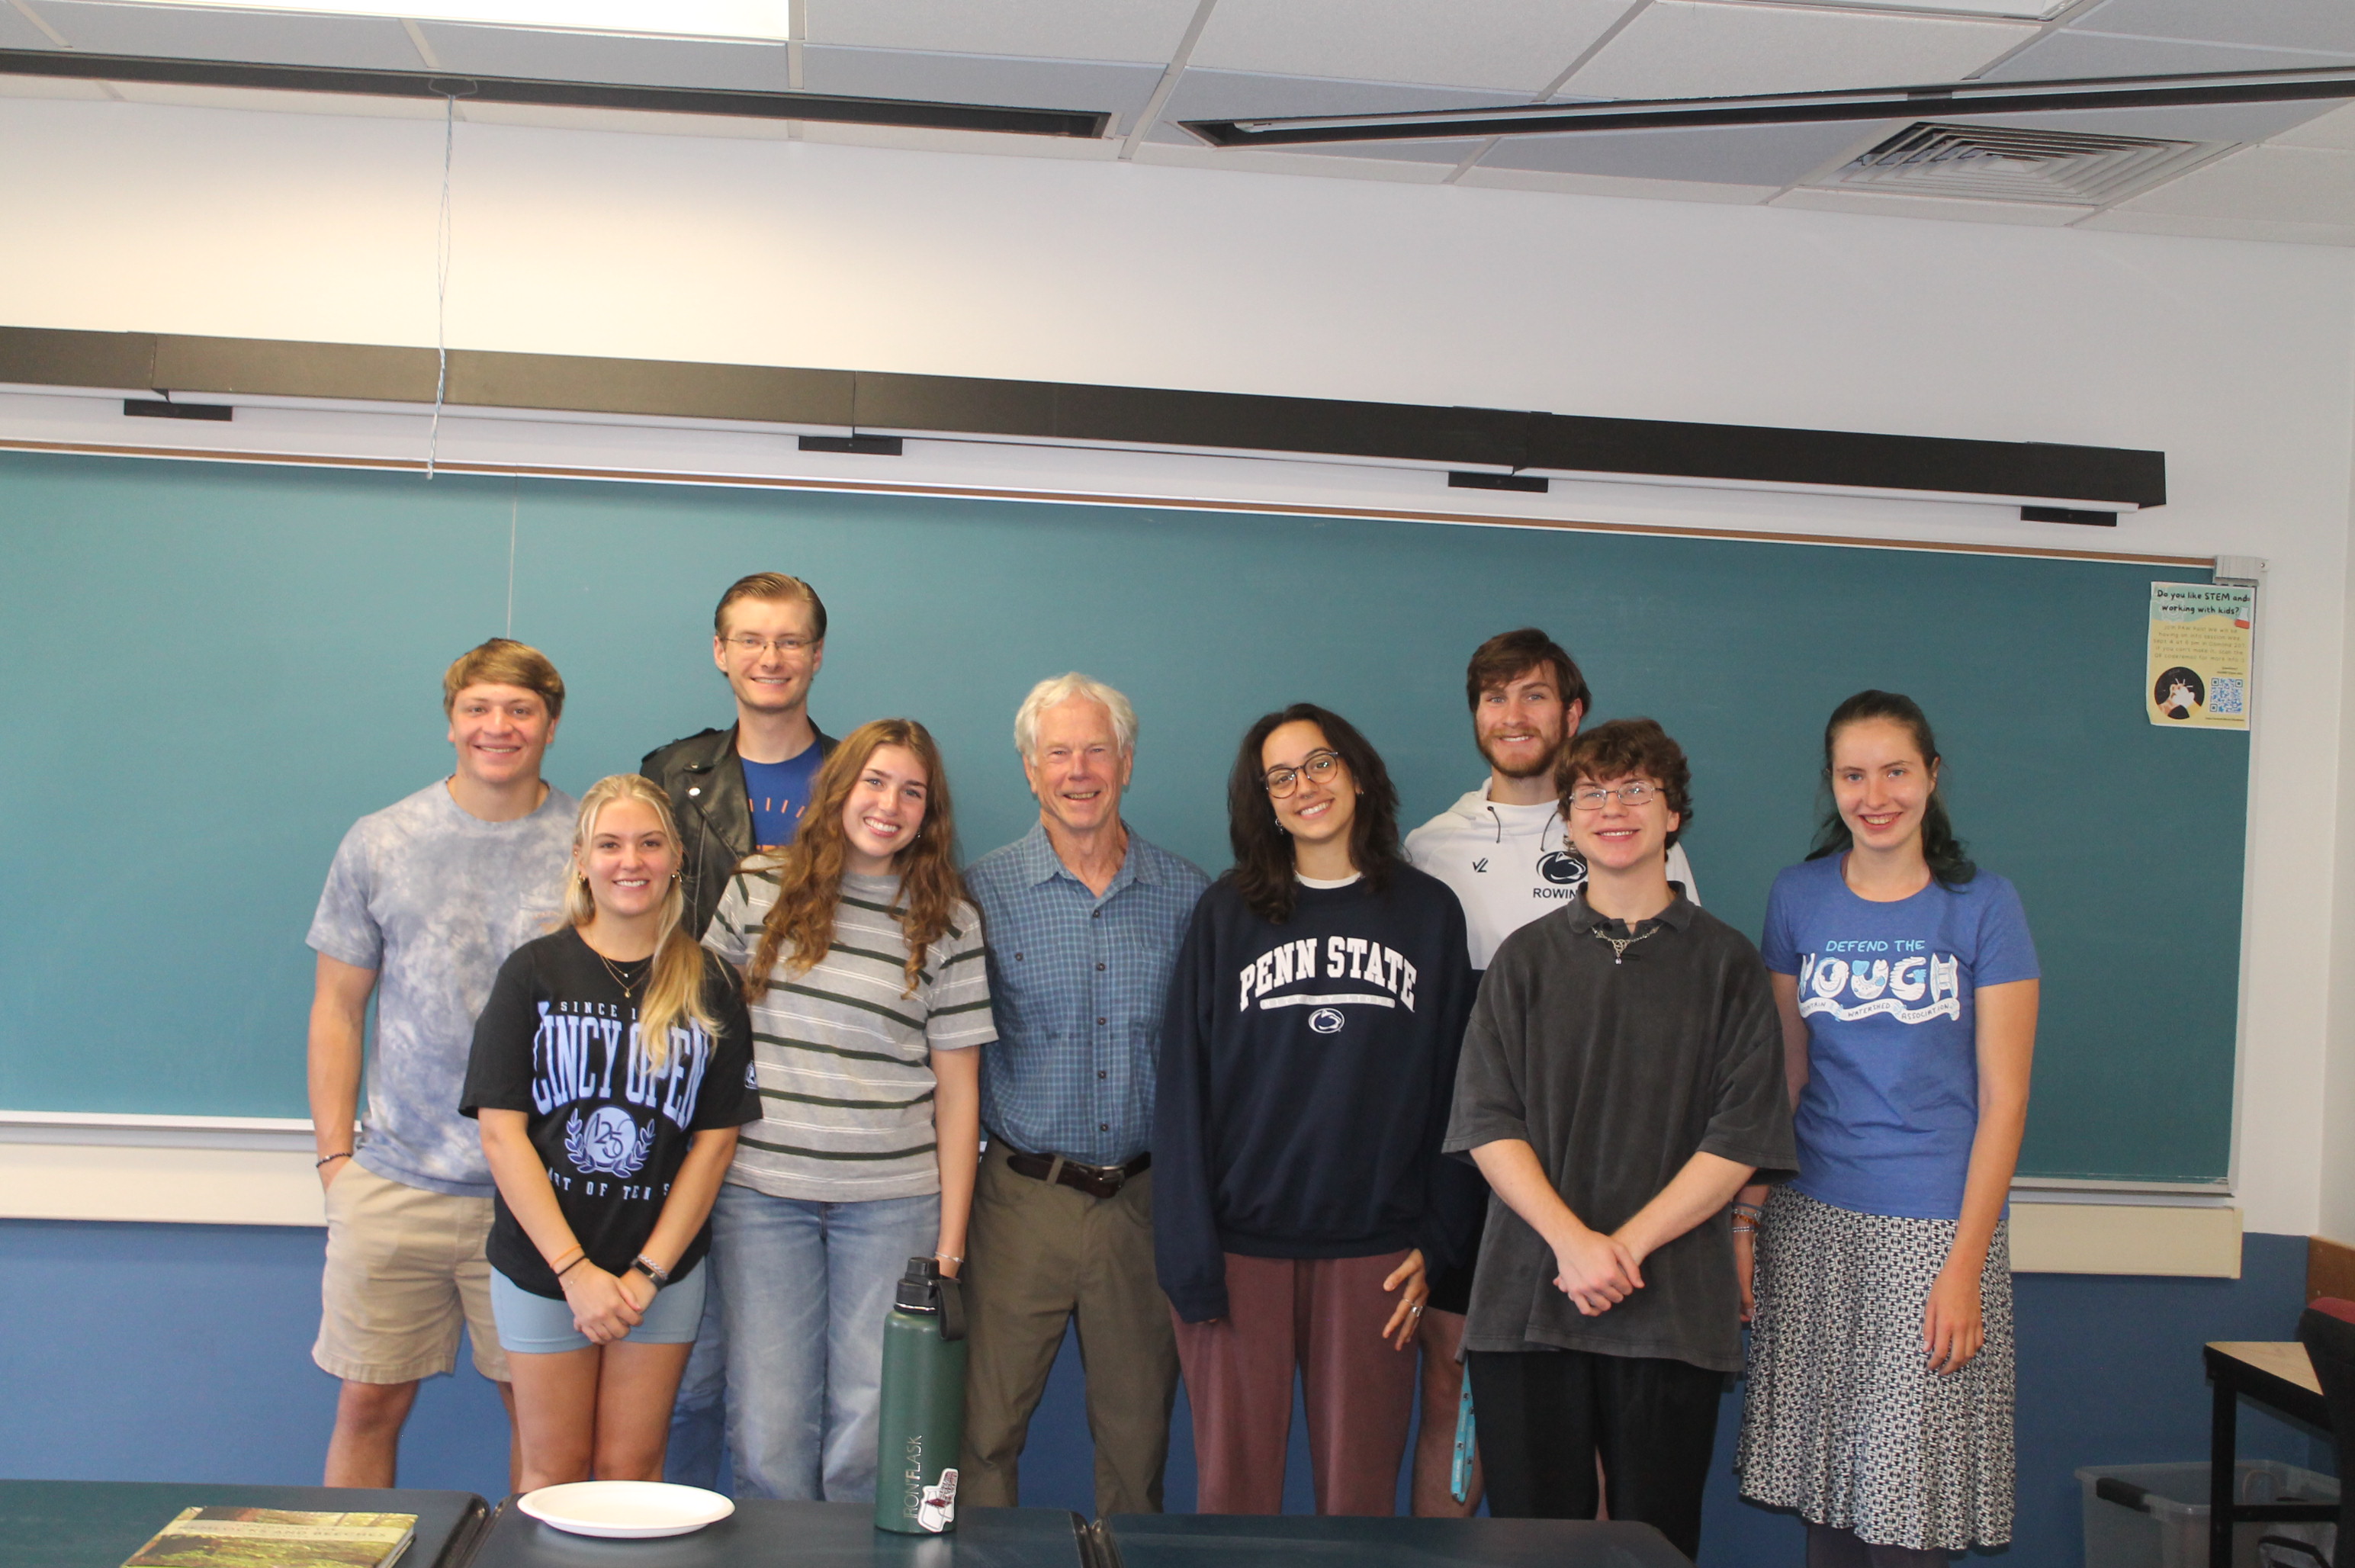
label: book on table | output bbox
[120,1507,419,1568]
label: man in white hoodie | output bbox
[1400,626,1698,1515]
[1407,628,1697,970]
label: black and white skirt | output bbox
[1736,1187,2015,1551]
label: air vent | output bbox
[1809,122,2212,206]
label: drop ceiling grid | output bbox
[1557,1,2039,99]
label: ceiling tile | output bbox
[798,49,1159,120]
[2072,0,2355,55]
[803,0,1200,65]
[0,5,56,48]
[1480,119,1888,185]
[1133,139,1461,185]
[1190,0,1636,95]
[2273,102,2355,150]
[1964,101,2346,143]
[1982,28,2355,81]
[1156,68,1523,131]
[414,26,792,88]
[1458,163,1775,203]
[31,2,422,67]
[2079,207,2355,245]
[1561,2,2036,99]
[2100,143,2355,223]
[1772,186,2087,223]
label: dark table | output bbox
[2202,1341,2337,1568]
[465,1499,1093,1568]
[0,1478,490,1568]
[1100,1512,1693,1568]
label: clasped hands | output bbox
[1547,1219,1647,1317]
[560,1260,657,1343]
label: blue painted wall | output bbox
[2,1219,2325,1566]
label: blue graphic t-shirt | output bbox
[742,747,825,850]
[1760,856,2038,1220]
[462,927,760,1296]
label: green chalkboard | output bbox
[0,451,2243,1184]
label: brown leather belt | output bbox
[1004,1148,1151,1200]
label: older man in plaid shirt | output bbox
[959,673,1210,1515]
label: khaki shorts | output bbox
[314,1161,508,1385]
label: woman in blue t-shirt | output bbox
[1734,691,2039,1567]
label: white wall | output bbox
[5,93,2353,1233]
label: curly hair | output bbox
[1557,718,1693,850]
[744,718,966,1000]
[1226,703,1402,924]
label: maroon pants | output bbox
[1171,1250,1418,1515]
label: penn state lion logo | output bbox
[1536,848,1587,886]
[1309,1007,1346,1035]
[565,1106,655,1178]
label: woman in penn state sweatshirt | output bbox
[1155,702,1482,1516]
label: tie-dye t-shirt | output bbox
[308,779,577,1197]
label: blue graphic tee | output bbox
[1760,856,2038,1219]
[742,746,825,850]
[462,927,760,1296]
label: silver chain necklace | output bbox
[1592,920,1661,966]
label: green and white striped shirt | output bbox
[705,863,994,1202]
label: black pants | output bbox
[1467,1348,1724,1560]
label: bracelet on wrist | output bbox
[1730,1202,1766,1223]
[551,1248,586,1280]
[631,1255,672,1289]
[935,1252,963,1268]
[315,1152,352,1169]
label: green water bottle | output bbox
[874,1255,968,1534]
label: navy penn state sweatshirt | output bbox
[1153,865,1483,1323]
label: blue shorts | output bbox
[490,1261,708,1354]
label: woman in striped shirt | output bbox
[701,718,995,1502]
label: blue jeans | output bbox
[663,1273,729,1488]
[711,1182,940,1502]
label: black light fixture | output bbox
[0,48,1110,138]
[1182,64,2355,148]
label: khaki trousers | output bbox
[959,1141,1179,1515]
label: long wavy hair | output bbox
[562,774,717,1070]
[1805,689,1977,888]
[1226,703,1402,924]
[745,718,965,1000]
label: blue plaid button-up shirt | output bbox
[965,821,1211,1166]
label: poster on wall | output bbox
[2147,583,2254,731]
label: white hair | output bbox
[1014,673,1139,760]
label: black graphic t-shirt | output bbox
[462,927,760,1298]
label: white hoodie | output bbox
[1403,786,1700,971]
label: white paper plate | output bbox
[519,1481,735,1538]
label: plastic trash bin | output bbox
[2077,1459,2337,1568]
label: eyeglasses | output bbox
[726,634,817,657]
[1264,750,1343,798]
[1568,781,1659,811]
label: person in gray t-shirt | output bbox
[305,638,575,1489]
[1444,719,1792,1561]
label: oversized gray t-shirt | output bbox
[308,779,577,1197]
[1444,893,1796,1373]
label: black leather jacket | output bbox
[641,721,837,940]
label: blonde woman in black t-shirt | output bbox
[463,774,759,1491]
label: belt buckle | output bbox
[1097,1164,1126,1194]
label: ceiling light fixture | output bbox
[1182,65,2355,147]
[0,47,1110,137]
[1765,0,2071,18]
[96,0,792,43]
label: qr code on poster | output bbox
[2209,676,2246,715]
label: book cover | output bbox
[121,1507,418,1568]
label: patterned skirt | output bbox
[1736,1187,2015,1551]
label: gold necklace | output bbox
[593,946,647,998]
